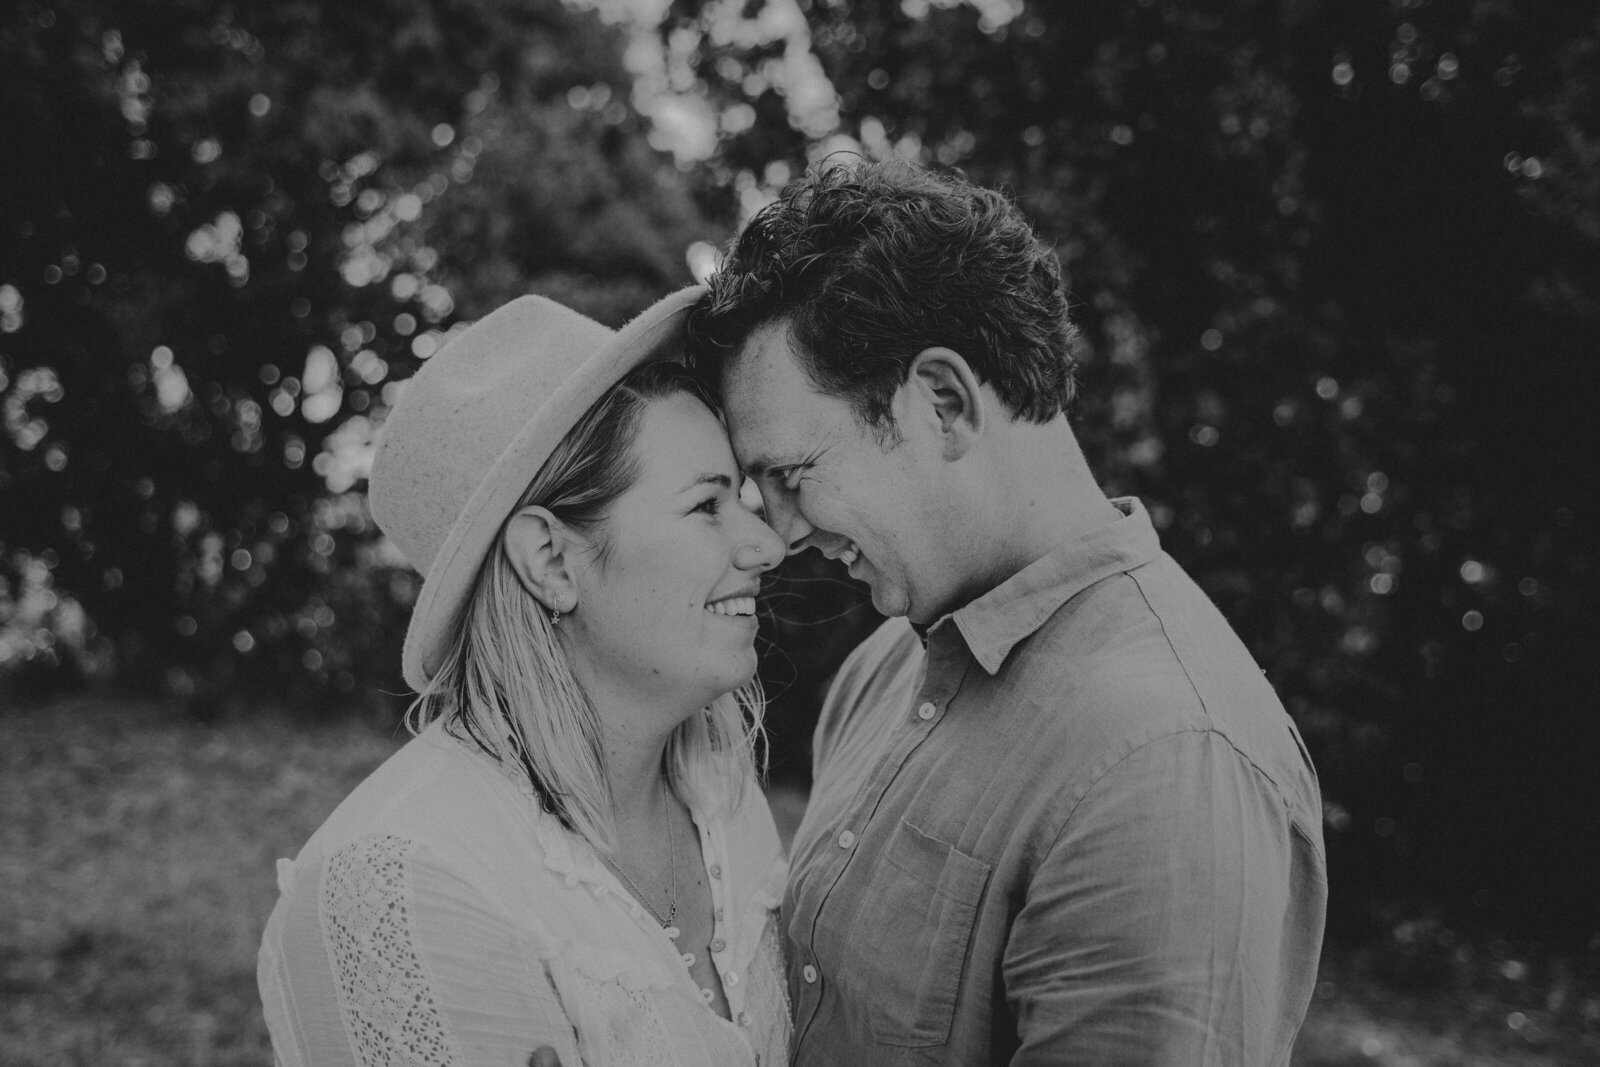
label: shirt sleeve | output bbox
[1002,729,1320,1067]
[275,833,584,1067]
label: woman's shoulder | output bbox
[289,719,539,874]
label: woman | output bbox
[257,288,791,1066]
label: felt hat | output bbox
[369,285,707,691]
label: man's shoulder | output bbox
[980,562,1314,798]
[1027,565,1321,828]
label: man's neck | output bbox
[957,415,1120,601]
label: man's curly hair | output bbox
[686,157,1079,433]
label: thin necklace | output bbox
[604,801,679,929]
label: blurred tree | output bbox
[4,0,1596,943]
[652,0,1600,936]
[0,0,715,709]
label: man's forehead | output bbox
[721,327,800,437]
[722,321,803,398]
[726,331,819,470]
[722,399,791,475]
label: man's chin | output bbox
[868,584,913,621]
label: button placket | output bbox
[792,637,970,1056]
[694,810,741,1019]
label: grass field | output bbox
[2,697,1594,1066]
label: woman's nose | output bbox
[734,512,786,572]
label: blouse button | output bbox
[738,1011,752,1027]
[837,829,856,849]
[724,970,739,987]
[917,701,936,720]
[711,937,726,953]
[709,863,722,879]
[802,964,818,984]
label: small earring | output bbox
[549,604,562,626]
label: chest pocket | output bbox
[859,819,991,1047]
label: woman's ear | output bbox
[904,347,984,461]
[503,506,579,613]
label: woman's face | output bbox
[561,391,784,719]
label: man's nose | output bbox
[761,492,814,556]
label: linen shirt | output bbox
[784,498,1327,1066]
[258,717,791,1067]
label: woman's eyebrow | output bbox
[677,472,734,494]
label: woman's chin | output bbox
[712,652,760,699]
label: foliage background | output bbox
[2,0,1597,1056]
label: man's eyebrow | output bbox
[740,451,806,479]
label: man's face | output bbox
[721,321,953,623]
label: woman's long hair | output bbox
[405,361,764,853]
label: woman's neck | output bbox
[602,713,681,830]
[561,641,703,830]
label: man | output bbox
[685,158,1328,1065]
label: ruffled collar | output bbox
[424,717,785,991]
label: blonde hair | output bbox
[406,361,765,853]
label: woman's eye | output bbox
[692,496,722,516]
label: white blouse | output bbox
[258,718,791,1067]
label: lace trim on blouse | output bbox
[322,835,464,1067]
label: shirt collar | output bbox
[930,497,1161,675]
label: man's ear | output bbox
[503,506,579,613]
[904,347,983,460]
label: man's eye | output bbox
[776,466,807,491]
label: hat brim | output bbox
[400,284,707,692]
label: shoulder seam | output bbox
[1047,725,1305,856]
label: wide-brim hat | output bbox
[369,284,707,692]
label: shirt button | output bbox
[837,830,856,849]
[709,863,722,879]
[802,964,818,983]
[917,701,936,720]
[724,970,739,987]
[714,906,724,921]
[711,937,726,953]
